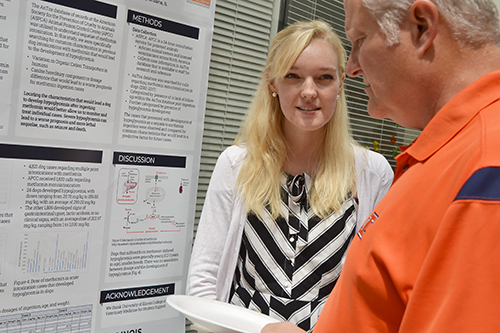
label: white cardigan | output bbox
[186,145,393,302]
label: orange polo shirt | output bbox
[314,71,500,332]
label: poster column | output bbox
[0,0,216,332]
[0,0,21,134]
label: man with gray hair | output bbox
[263,0,500,332]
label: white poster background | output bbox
[0,0,215,332]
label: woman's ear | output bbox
[268,82,277,95]
[410,0,439,58]
[339,73,345,90]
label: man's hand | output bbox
[261,322,307,333]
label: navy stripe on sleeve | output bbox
[454,167,500,201]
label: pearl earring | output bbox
[336,95,339,100]
[272,92,277,97]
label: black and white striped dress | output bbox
[229,173,357,332]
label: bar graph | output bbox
[18,231,90,275]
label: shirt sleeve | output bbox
[355,148,394,229]
[185,147,239,300]
[398,199,500,331]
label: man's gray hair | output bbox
[362,0,500,47]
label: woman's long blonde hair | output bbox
[235,20,358,219]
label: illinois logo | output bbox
[357,212,379,239]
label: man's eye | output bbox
[357,37,366,47]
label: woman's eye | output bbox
[285,73,299,79]
[320,74,334,80]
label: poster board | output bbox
[0,0,215,331]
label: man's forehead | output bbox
[344,0,365,20]
[344,0,364,38]
[343,0,358,14]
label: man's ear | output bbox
[410,0,439,58]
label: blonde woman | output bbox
[186,20,393,332]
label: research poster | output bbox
[0,0,215,332]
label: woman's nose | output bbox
[300,78,318,98]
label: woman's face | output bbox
[270,38,344,138]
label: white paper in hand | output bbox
[166,295,281,333]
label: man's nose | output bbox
[346,52,362,78]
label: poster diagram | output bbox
[119,169,185,233]
[144,173,168,206]
[116,168,139,204]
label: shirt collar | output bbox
[400,70,500,163]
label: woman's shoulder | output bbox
[353,145,393,177]
[218,145,247,168]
